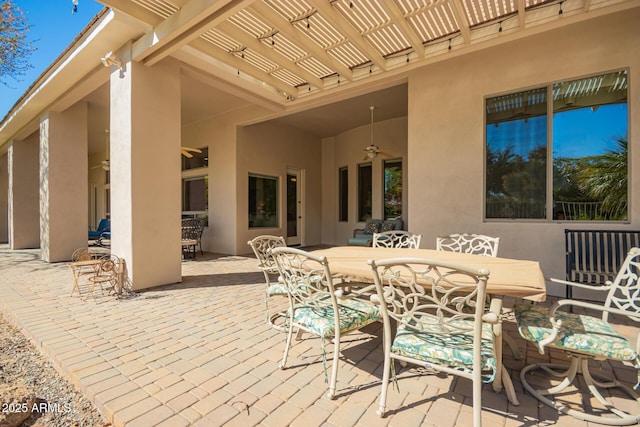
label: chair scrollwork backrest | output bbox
[372,230,422,249]
[247,235,287,275]
[603,246,640,323]
[436,233,500,257]
[270,247,335,308]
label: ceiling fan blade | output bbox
[181,150,194,158]
[181,146,201,153]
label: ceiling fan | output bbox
[363,106,392,160]
[91,130,110,170]
[181,146,202,158]
[92,138,203,170]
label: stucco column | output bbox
[109,50,181,290]
[39,103,89,262]
[0,153,8,243]
[8,137,40,249]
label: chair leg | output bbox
[521,357,640,425]
[279,315,295,370]
[377,352,392,417]
[327,335,340,399]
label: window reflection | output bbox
[485,70,628,221]
[384,159,402,220]
[249,174,278,228]
[358,163,372,222]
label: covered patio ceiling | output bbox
[99,0,631,109]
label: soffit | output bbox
[99,0,637,107]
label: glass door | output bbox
[286,168,303,246]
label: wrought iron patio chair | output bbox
[436,233,500,257]
[513,247,640,425]
[435,233,525,359]
[271,247,380,399]
[372,230,422,248]
[368,257,519,424]
[247,235,288,331]
[181,218,201,259]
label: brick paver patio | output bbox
[1,244,638,426]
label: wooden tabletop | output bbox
[311,246,547,302]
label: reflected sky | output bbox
[487,103,627,160]
[553,104,628,158]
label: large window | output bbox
[249,174,278,228]
[383,159,402,220]
[338,166,348,222]
[485,70,628,221]
[358,163,372,222]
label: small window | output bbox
[249,174,278,228]
[358,163,372,222]
[182,176,208,226]
[338,166,348,222]
[182,147,208,170]
[105,189,110,219]
[383,159,402,220]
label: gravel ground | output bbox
[0,313,109,427]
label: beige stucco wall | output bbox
[407,9,639,296]
[0,153,7,243]
[110,53,182,289]
[8,134,40,249]
[182,105,269,256]
[39,105,89,262]
[322,116,409,246]
[237,120,323,253]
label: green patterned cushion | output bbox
[514,303,637,361]
[267,283,288,295]
[391,320,497,381]
[290,298,379,338]
[364,222,381,234]
[379,222,396,232]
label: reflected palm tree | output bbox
[576,136,627,219]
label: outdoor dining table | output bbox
[310,246,547,302]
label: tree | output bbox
[0,0,36,86]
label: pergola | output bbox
[98,0,619,106]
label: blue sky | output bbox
[0,0,104,119]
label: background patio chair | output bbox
[181,218,202,259]
[86,254,123,301]
[247,235,288,331]
[372,230,422,248]
[271,247,380,399]
[88,218,110,241]
[368,257,519,424]
[513,247,640,425]
[436,233,500,257]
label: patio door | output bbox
[286,168,304,246]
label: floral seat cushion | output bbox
[267,282,288,295]
[391,319,497,381]
[514,303,637,361]
[290,298,380,338]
